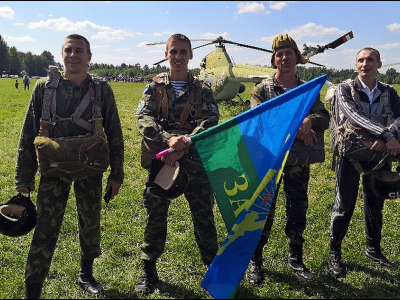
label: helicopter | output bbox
[147,31,354,103]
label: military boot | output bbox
[247,246,264,286]
[134,260,159,294]
[329,240,346,278]
[77,258,104,297]
[365,242,398,270]
[288,243,314,281]
[24,283,43,299]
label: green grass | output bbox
[1,77,400,299]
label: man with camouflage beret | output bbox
[135,33,220,294]
[247,33,329,285]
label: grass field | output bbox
[1,77,400,299]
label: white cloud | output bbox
[200,32,231,40]
[0,6,15,19]
[3,35,36,42]
[13,22,24,26]
[26,17,134,42]
[237,2,270,15]
[269,1,288,10]
[387,23,400,33]
[91,30,134,42]
[258,22,346,44]
[376,42,400,49]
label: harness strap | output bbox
[262,76,276,101]
[155,76,203,131]
[40,66,104,137]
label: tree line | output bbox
[1,34,399,84]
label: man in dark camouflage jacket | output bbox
[135,33,220,294]
[15,34,124,299]
[247,34,329,285]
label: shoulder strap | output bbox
[39,66,61,137]
[179,77,203,129]
[262,76,276,100]
[39,66,103,137]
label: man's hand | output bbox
[16,184,35,194]
[166,136,190,151]
[296,117,313,141]
[384,137,400,156]
[104,179,121,201]
[161,150,185,167]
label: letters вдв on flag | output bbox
[190,74,327,299]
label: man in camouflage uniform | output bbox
[247,34,329,285]
[135,33,220,294]
[15,34,124,299]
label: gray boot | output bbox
[134,260,160,294]
[77,258,104,297]
[329,240,346,278]
[288,243,314,281]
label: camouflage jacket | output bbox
[136,72,220,168]
[15,73,125,188]
[250,74,329,132]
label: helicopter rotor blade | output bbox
[382,62,400,68]
[307,61,325,67]
[153,58,167,65]
[326,31,354,50]
[301,30,354,60]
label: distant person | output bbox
[247,33,329,285]
[15,34,124,299]
[23,75,30,90]
[15,79,19,89]
[329,47,400,278]
[135,33,220,294]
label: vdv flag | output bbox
[190,74,327,299]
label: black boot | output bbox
[248,245,264,286]
[365,243,398,270]
[77,258,104,297]
[134,260,159,294]
[288,243,314,281]
[24,283,42,299]
[329,240,346,278]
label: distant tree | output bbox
[0,35,8,73]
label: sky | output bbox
[1,1,400,74]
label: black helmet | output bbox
[0,193,36,237]
[370,170,400,199]
[146,161,189,200]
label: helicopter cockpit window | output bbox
[200,57,206,68]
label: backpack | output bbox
[326,79,393,172]
[33,66,110,181]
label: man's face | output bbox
[273,47,297,71]
[62,38,92,74]
[165,40,193,73]
[356,49,381,78]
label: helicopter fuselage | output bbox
[198,46,275,101]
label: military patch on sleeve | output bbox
[136,101,145,115]
[208,103,220,116]
[142,83,150,94]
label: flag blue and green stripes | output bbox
[191,74,327,299]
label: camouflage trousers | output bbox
[258,165,310,248]
[25,175,103,285]
[140,166,218,266]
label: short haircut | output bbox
[63,34,91,54]
[166,33,192,52]
[357,47,381,62]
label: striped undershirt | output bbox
[171,80,186,97]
